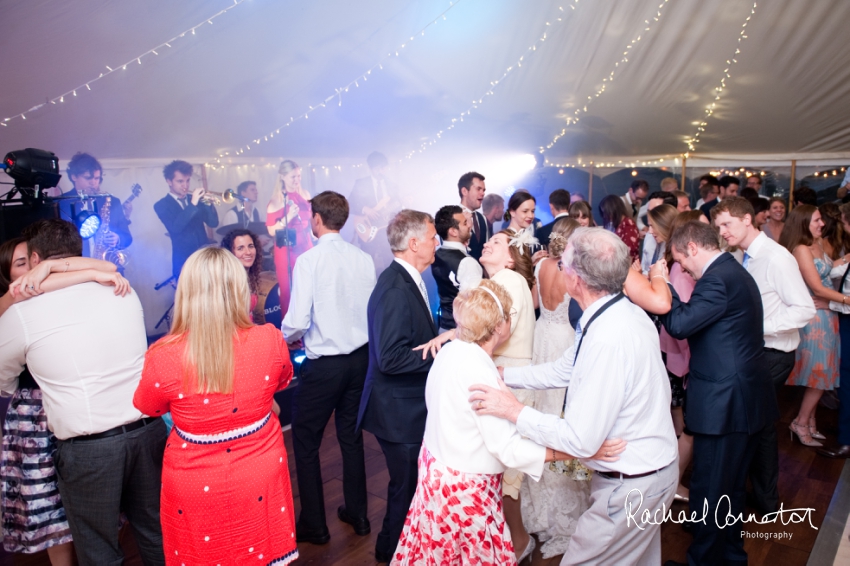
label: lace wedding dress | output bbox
[520,259,591,559]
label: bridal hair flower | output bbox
[508,228,539,256]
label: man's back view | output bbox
[0,220,166,565]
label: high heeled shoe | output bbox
[790,420,823,447]
[808,420,826,440]
[517,536,535,564]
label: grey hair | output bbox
[387,209,434,252]
[562,227,630,294]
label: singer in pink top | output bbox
[266,160,313,316]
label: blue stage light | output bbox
[77,210,101,239]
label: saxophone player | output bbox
[59,152,133,259]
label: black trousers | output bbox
[291,345,369,532]
[688,430,758,566]
[838,315,850,445]
[374,437,420,559]
[747,347,795,513]
[54,419,167,566]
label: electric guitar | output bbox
[352,194,393,243]
[122,184,142,220]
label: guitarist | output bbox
[59,152,133,258]
[349,152,400,274]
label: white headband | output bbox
[479,286,504,315]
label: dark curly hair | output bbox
[221,229,263,295]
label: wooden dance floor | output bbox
[1,385,846,565]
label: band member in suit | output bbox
[349,152,400,275]
[222,180,262,228]
[356,210,438,563]
[153,160,219,279]
[458,172,488,260]
[535,188,571,249]
[661,220,777,566]
[266,160,313,317]
[59,152,132,259]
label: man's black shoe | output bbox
[337,505,371,536]
[295,525,330,545]
[818,444,850,459]
[375,549,392,563]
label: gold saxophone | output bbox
[93,196,129,267]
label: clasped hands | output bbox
[468,373,627,463]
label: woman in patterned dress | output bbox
[394,280,624,566]
[0,238,130,565]
[780,205,848,447]
[598,195,640,262]
[133,247,298,565]
[266,160,313,316]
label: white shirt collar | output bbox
[577,293,616,330]
[554,212,569,220]
[318,232,342,244]
[440,240,469,255]
[460,203,479,214]
[701,251,725,275]
[394,257,424,286]
[743,231,767,257]
[168,192,185,203]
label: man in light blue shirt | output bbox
[282,191,376,545]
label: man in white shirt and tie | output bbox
[0,219,166,566]
[470,227,678,566]
[282,191,377,546]
[432,205,484,333]
[712,197,816,513]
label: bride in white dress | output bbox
[521,218,592,559]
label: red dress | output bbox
[133,324,297,566]
[266,193,313,316]
[615,217,641,262]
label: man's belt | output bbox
[67,417,161,443]
[597,466,666,480]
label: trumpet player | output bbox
[59,152,133,258]
[154,160,219,279]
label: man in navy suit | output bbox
[356,209,438,563]
[535,188,571,249]
[458,172,488,260]
[153,160,219,279]
[661,220,777,566]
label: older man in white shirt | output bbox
[713,197,816,512]
[470,227,678,566]
[0,219,165,566]
[282,191,377,545]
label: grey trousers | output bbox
[55,419,167,566]
[561,460,678,566]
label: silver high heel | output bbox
[808,419,826,440]
[790,420,822,447]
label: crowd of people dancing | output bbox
[0,152,849,566]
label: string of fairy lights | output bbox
[400,0,582,160]
[212,0,466,167]
[684,2,758,152]
[538,0,673,159]
[1,0,248,127]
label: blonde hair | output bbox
[165,247,253,393]
[548,217,580,257]
[270,159,311,207]
[453,280,513,345]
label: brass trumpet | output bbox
[200,188,243,205]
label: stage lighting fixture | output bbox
[76,210,101,239]
[2,149,61,190]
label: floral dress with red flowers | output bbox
[615,217,641,262]
[392,446,516,566]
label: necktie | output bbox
[742,252,750,269]
[179,197,188,209]
[418,280,433,322]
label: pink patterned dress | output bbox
[393,446,515,565]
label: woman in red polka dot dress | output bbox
[134,247,297,565]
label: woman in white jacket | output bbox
[393,280,625,565]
